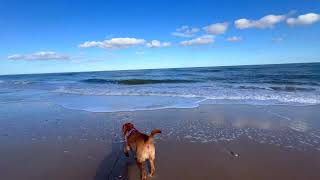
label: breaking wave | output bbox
[80,78,197,85]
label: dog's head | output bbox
[122,122,134,136]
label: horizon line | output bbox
[1,61,319,76]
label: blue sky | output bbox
[0,0,320,75]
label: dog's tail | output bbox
[147,129,161,142]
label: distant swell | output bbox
[80,79,114,84]
[117,79,196,85]
[80,78,196,85]
[270,86,316,92]
[238,86,267,90]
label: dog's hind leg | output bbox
[149,158,155,177]
[137,161,147,180]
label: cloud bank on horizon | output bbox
[8,51,69,61]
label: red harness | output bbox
[125,128,136,142]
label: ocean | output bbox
[1,63,319,112]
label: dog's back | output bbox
[135,129,161,162]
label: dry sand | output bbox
[1,102,320,180]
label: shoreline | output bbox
[5,92,320,114]
[60,101,320,114]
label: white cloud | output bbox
[135,51,145,55]
[146,40,171,48]
[171,25,200,37]
[226,36,242,42]
[287,13,320,26]
[7,54,24,60]
[235,14,286,29]
[180,35,214,46]
[203,22,228,35]
[7,51,69,60]
[79,41,102,48]
[272,37,284,42]
[79,37,146,49]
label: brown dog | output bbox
[122,123,161,180]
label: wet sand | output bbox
[1,102,320,180]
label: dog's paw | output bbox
[149,172,155,177]
[142,175,147,180]
[149,168,155,177]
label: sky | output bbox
[0,0,320,75]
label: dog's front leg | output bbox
[124,143,130,157]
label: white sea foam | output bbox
[289,120,309,132]
[53,85,320,108]
[13,80,32,85]
[49,94,201,112]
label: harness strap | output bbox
[125,128,136,142]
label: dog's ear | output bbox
[122,124,126,133]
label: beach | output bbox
[1,101,320,180]
[1,63,320,179]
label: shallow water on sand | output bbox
[1,102,320,152]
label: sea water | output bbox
[1,63,319,112]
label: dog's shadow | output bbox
[94,142,136,180]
